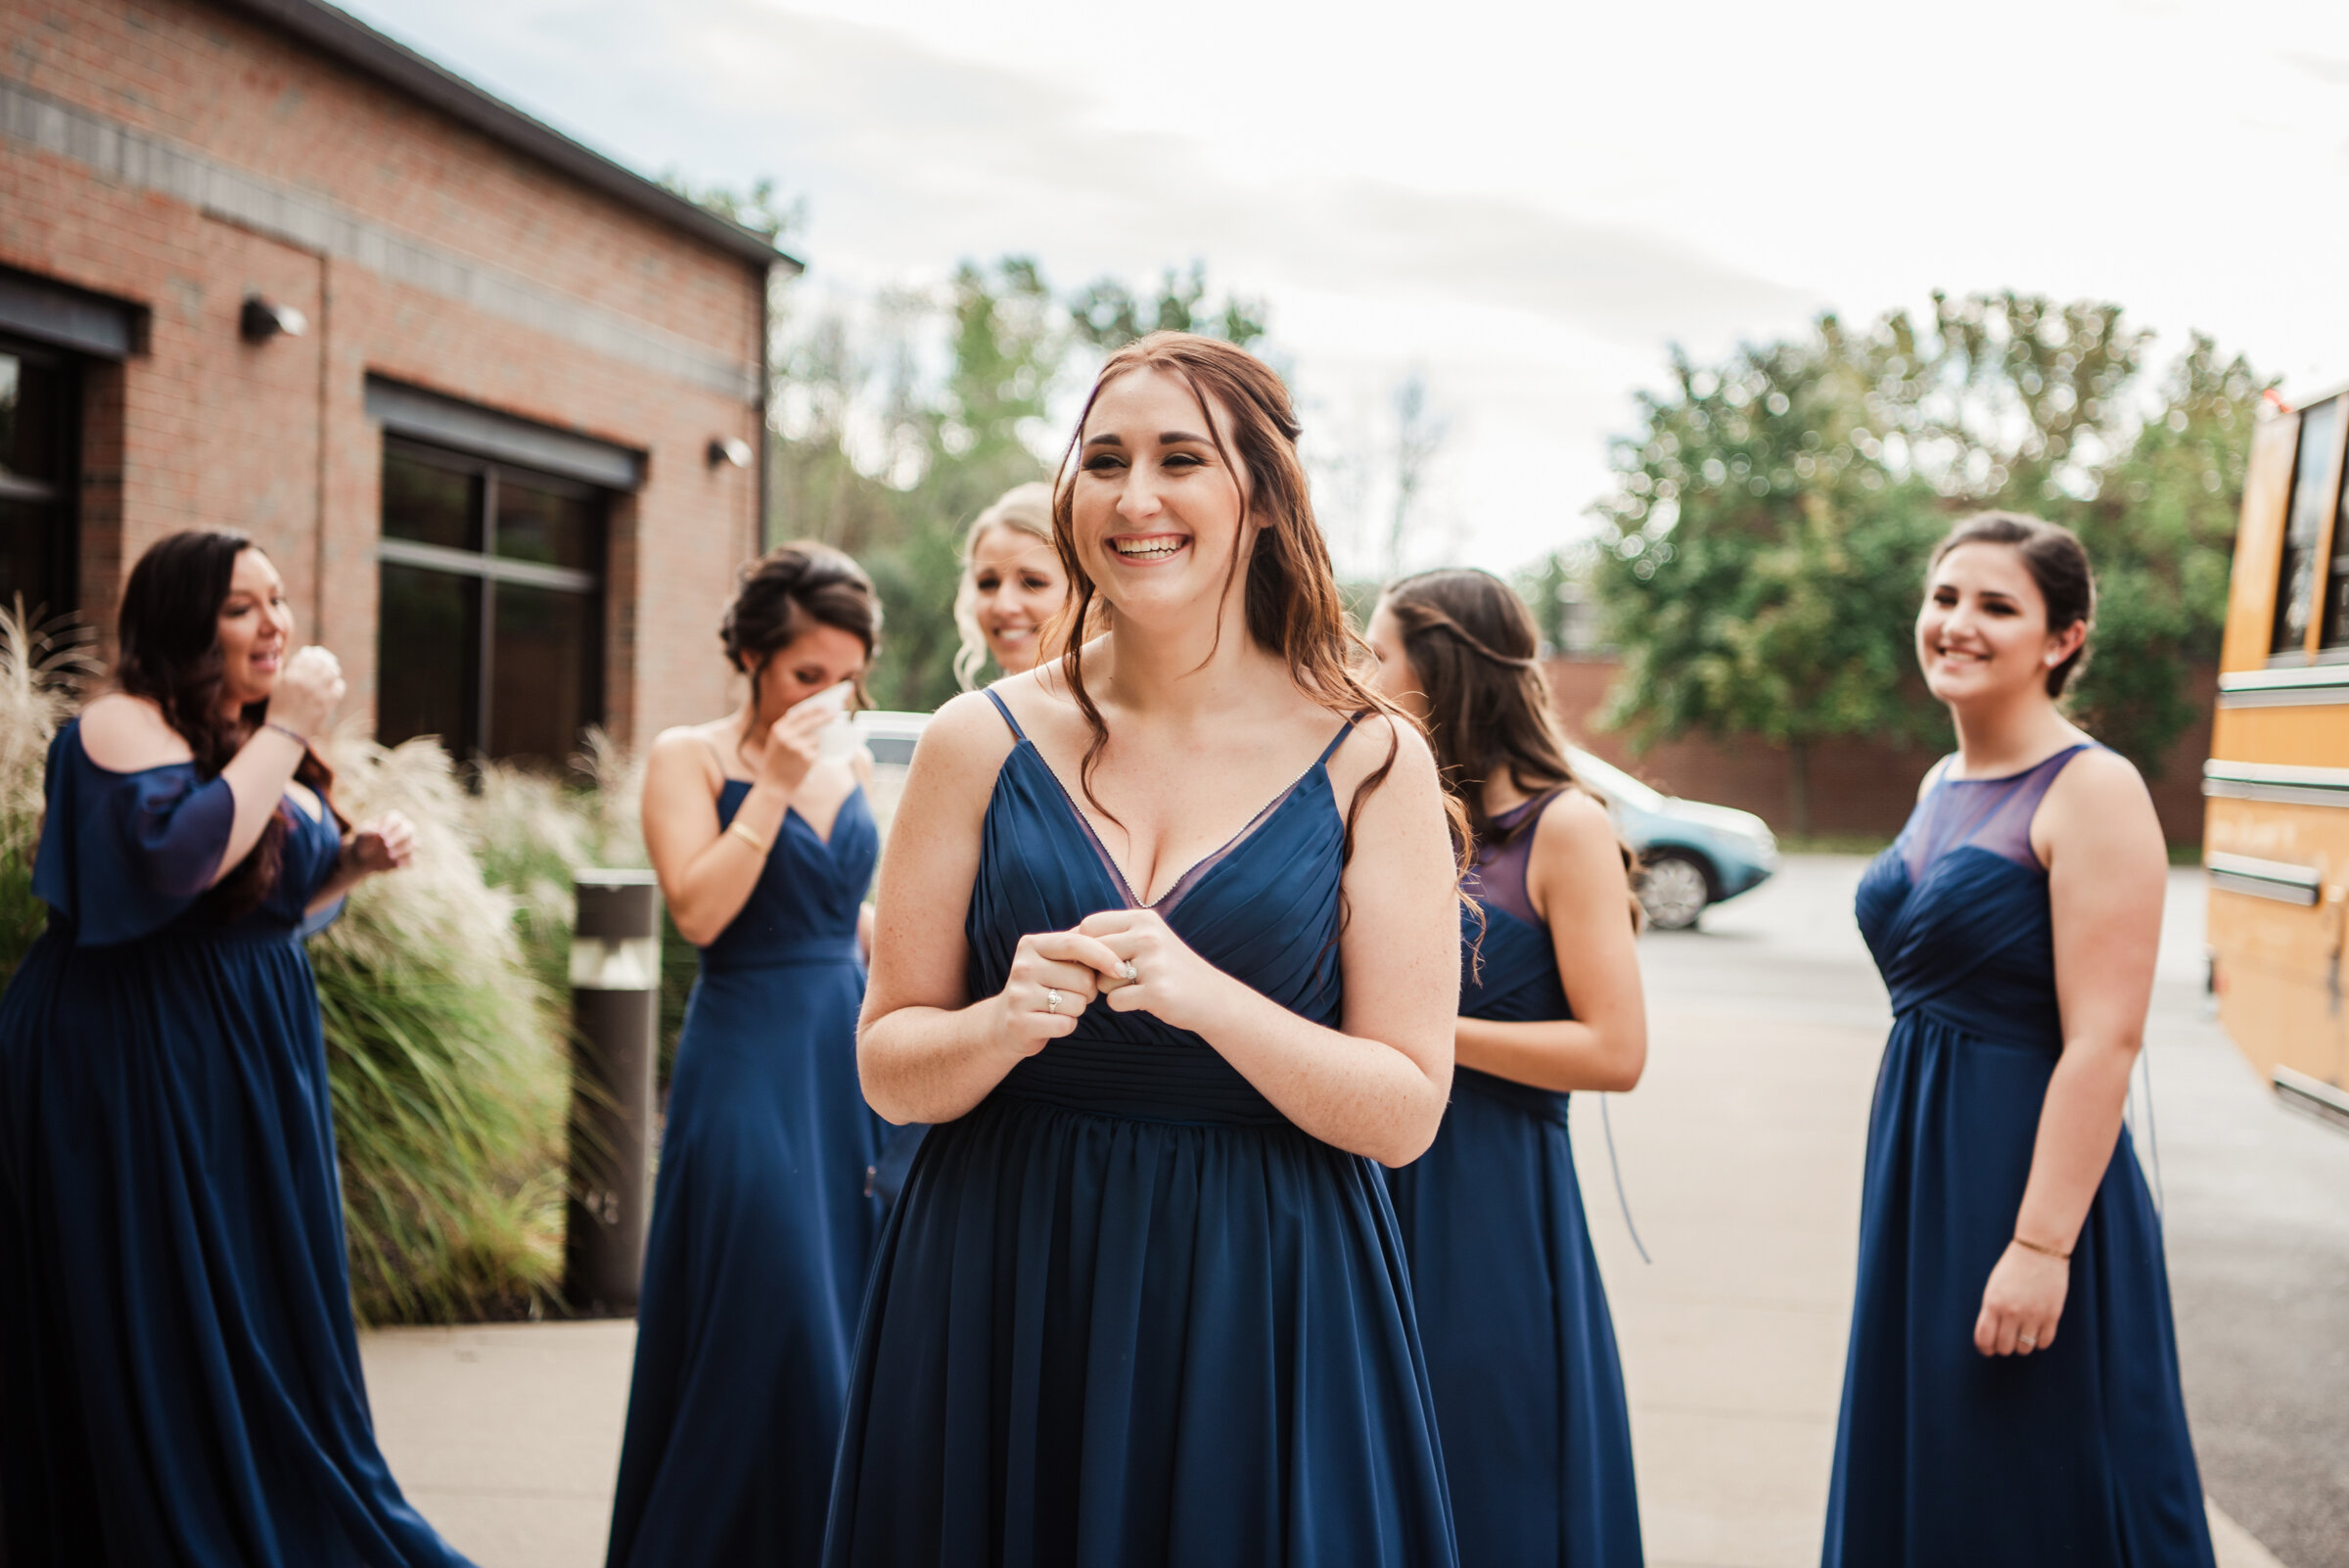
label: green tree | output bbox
[1069,261,1268,351]
[1586,296,2271,829]
[1592,325,1947,831]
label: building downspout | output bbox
[314,251,331,636]
[755,259,773,553]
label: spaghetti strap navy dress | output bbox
[605,776,886,1566]
[0,720,474,1566]
[1823,745,2215,1568]
[1385,793,1642,1568]
[821,690,1457,1568]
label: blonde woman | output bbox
[952,482,1071,686]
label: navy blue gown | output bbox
[0,720,473,1567]
[822,691,1457,1568]
[1824,746,2214,1567]
[606,777,885,1567]
[1386,793,1642,1568]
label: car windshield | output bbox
[1567,748,1667,813]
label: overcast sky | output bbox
[341,0,2349,576]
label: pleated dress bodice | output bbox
[699,779,876,969]
[965,705,1345,1126]
[823,690,1457,1568]
[1823,745,2214,1568]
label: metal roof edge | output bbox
[210,0,804,275]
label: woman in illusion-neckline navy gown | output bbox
[0,530,469,1566]
[1823,513,2214,1567]
[605,544,888,1567]
[827,333,1464,1567]
[1367,569,1647,1568]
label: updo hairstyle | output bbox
[719,541,881,711]
[1929,512,2096,697]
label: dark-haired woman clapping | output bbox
[606,542,886,1568]
[0,530,467,1566]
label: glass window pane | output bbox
[378,563,480,753]
[384,450,481,551]
[2275,399,2341,655]
[0,351,63,488]
[494,476,598,571]
[486,582,599,768]
[0,497,56,613]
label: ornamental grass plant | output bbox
[310,732,571,1324]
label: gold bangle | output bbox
[726,818,771,856]
[2012,1233,2071,1262]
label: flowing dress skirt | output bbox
[0,924,473,1567]
[605,947,883,1565]
[1388,1068,1641,1567]
[822,1091,1456,1568]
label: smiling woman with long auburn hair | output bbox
[826,334,1465,1566]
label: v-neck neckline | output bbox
[720,778,861,853]
[1008,736,1338,913]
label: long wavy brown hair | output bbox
[115,530,346,920]
[1381,568,1639,928]
[1047,331,1464,894]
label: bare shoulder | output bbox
[643,723,726,791]
[1534,786,1620,865]
[2046,744,2152,813]
[76,692,194,771]
[1327,711,1439,807]
[910,689,1020,786]
[2038,744,2162,867]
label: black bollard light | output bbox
[565,868,662,1315]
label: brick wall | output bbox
[1547,658,2216,846]
[0,0,770,747]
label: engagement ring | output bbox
[1045,989,1062,1015]
[1118,960,1138,982]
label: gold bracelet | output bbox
[726,818,771,855]
[2012,1233,2071,1261]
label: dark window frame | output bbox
[378,437,606,766]
[2276,396,2345,660]
[0,331,80,621]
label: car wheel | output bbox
[1638,852,1712,931]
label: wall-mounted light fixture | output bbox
[241,296,308,344]
[707,437,754,470]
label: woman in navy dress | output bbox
[605,543,886,1566]
[828,332,1464,1567]
[1823,512,2215,1567]
[0,530,463,1566]
[1365,568,1648,1567]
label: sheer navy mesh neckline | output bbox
[982,689,1353,916]
[1897,744,2095,884]
[1465,792,1559,932]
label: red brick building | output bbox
[0,0,791,761]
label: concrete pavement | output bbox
[361,854,2323,1567]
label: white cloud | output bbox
[342,0,2349,574]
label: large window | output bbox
[378,440,605,769]
[0,335,76,619]
[2274,397,2342,657]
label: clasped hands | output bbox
[994,908,1223,1056]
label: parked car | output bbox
[852,710,932,833]
[1568,749,1779,931]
